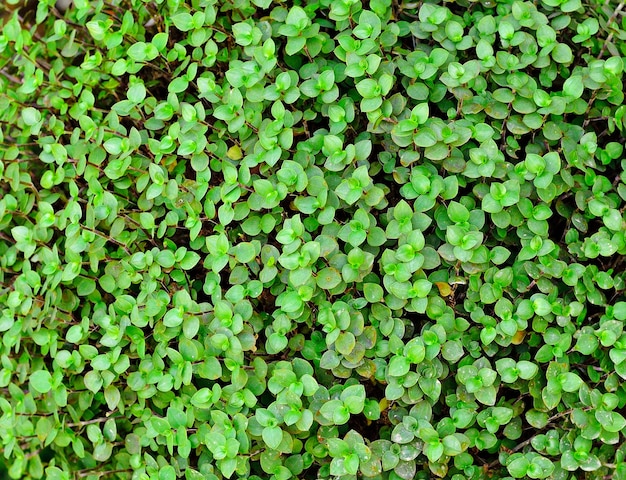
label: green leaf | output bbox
[552,43,573,63]
[425,441,444,462]
[233,242,256,263]
[447,201,470,223]
[442,434,463,456]
[104,385,121,410]
[263,426,284,449]
[191,388,214,408]
[517,361,538,380]
[558,372,583,392]
[474,386,497,406]
[363,398,381,420]
[356,79,381,99]
[561,0,581,12]
[163,308,184,327]
[139,212,155,230]
[172,12,194,31]
[84,371,103,393]
[595,410,626,433]
[11,225,32,244]
[344,453,359,475]
[93,442,113,462]
[341,384,365,413]
[316,267,342,290]
[414,128,438,147]
[30,370,53,393]
[388,355,411,376]
[411,103,429,124]
[179,251,201,270]
[159,466,176,480]
[363,283,384,303]
[286,6,309,28]
[22,107,41,126]
[336,332,356,355]
[563,75,584,99]
[542,386,561,410]
[508,455,530,478]
[167,407,187,429]
[526,410,549,428]
[576,334,599,355]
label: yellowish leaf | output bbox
[435,282,452,297]
[227,145,242,160]
[511,330,526,345]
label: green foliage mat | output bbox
[2,0,626,478]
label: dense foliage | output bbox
[2,0,626,478]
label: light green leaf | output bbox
[30,370,53,393]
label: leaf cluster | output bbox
[2,0,626,479]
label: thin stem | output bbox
[77,468,133,478]
[0,68,22,84]
[65,415,120,428]
[597,1,625,59]
[80,226,131,255]
[486,406,593,470]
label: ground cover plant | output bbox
[2,0,626,478]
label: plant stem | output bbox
[597,1,625,59]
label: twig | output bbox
[80,226,131,255]
[597,1,625,59]
[0,68,22,84]
[65,415,119,428]
[583,1,625,128]
[76,468,132,478]
[486,407,592,470]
